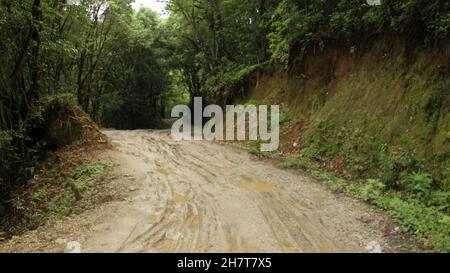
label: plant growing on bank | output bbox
[8,160,113,234]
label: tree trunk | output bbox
[28,0,42,104]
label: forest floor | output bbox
[0,130,412,253]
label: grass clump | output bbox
[27,160,113,227]
[41,160,112,220]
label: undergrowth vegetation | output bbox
[3,159,113,236]
[1,95,83,207]
[301,119,449,210]
[31,160,113,224]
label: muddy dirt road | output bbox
[1,130,402,253]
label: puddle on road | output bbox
[188,216,200,229]
[238,182,278,193]
[148,214,158,222]
[282,245,299,253]
[156,167,172,177]
[173,193,189,203]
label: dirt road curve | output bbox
[2,130,401,253]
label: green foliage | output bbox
[204,64,261,95]
[0,93,94,209]
[31,160,113,224]
[31,181,50,205]
[359,179,387,202]
[299,119,450,212]
[279,107,293,125]
[101,7,172,129]
[404,172,434,203]
[0,1,172,206]
[301,120,440,187]
[279,156,316,170]
[240,140,276,158]
[269,0,450,65]
[377,197,450,252]
[166,0,277,101]
[71,160,113,188]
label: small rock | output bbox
[65,241,81,253]
[365,241,382,253]
[165,230,181,241]
[389,226,401,235]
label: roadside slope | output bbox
[219,39,450,251]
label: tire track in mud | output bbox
[77,130,395,253]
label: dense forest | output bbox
[0,0,449,251]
